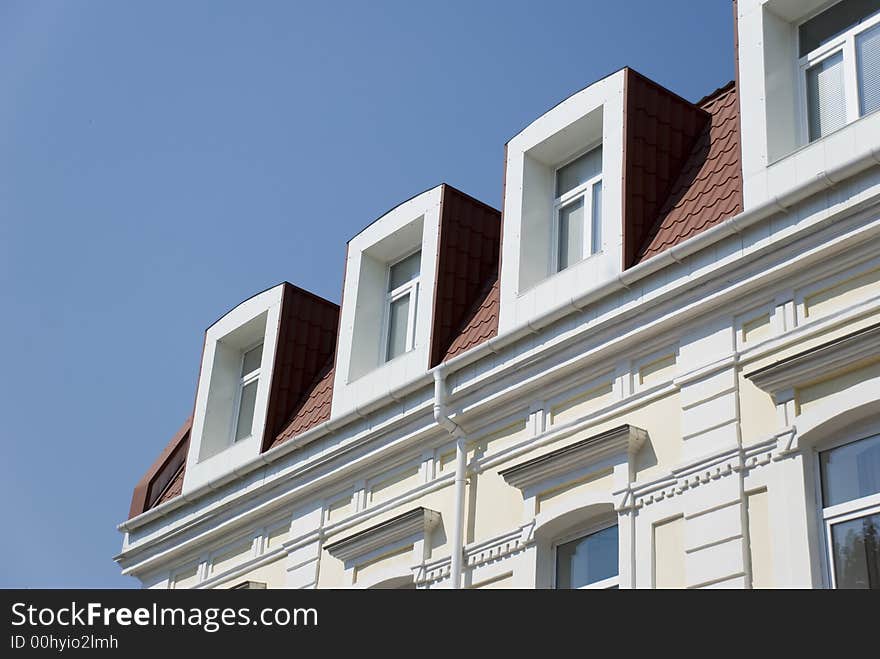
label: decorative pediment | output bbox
[499,425,647,491]
[324,507,441,565]
[745,322,880,398]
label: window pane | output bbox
[389,251,421,291]
[591,180,603,254]
[556,146,602,198]
[799,0,880,57]
[241,343,263,376]
[234,379,258,442]
[386,294,410,361]
[858,23,880,116]
[555,524,618,588]
[557,197,584,271]
[831,512,880,589]
[821,434,880,507]
[807,52,847,141]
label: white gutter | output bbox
[433,367,467,589]
[120,145,880,534]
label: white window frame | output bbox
[797,6,880,144]
[814,430,880,589]
[550,144,603,274]
[551,518,619,590]
[381,251,420,363]
[230,341,262,444]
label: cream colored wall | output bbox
[653,515,684,589]
[317,548,345,589]
[209,540,253,579]
[738,372,777,446]
[746,488,773,589]
[470,572,514,589]
[535,469,613,516]
[470,467,523,544]
[354,545,413,586]
[797,359,880,415]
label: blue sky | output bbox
[0,1,734,588]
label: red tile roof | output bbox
[129,417,191,518]
[261,284,339,452]
[441,278,499,361]
[431,185,501,367]
[636,82,742,262]
[154,463,185,505]
[623,69,710,268]
[132,78,744,517]
[268,360,335,450]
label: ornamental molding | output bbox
[324,507,440,564]
[616,435,783,511]
[416,527,530,586]
[745,321,880,397]
[499,425,646,491]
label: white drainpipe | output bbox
[433,367,467,589]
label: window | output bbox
[818,432,880,588]
[554,521,618,589]
[799,0,880,142]
[233,343,262,442]
[383,251,420,362]
[553,146,603,272]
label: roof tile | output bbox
[636,82,742,262]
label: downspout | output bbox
[433,366,467,589]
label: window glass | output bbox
[591,180,603,254]
[557,198,584,271]
[555,524,618,588]
[389,251,421,291]
[830,512,880,588]
[386,294,410,361]
[821,434,880,507]
[556,147,602,198]
[858,22,880,115]
[807,52,847,140]
[234,379,258,441]
[799,0,880,57]
[242,343,263,377]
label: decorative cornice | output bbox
[616,435,782,511]
[499,425,647,490]
[324,507,440,564]
[745,321,880,395]
[416,526,530,585]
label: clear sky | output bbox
[0,1,735,588]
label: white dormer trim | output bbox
[332,185,442,418]
[183,284,285,494]
[737,0,880,210]
[499,69,625,334]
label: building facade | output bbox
[116,0,880,589]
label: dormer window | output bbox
[233,343,263,442]
[384,250,421,362]
[799,0,880,142]
[553,146,603,272]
